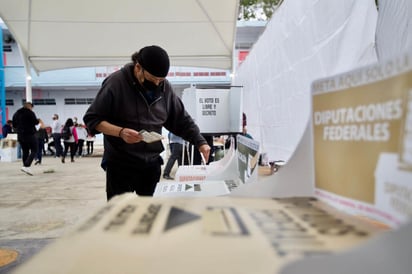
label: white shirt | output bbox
[52,119,62,133]
[76,126,88,140]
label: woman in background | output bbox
[61,118,78,163]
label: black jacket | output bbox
[12,107,38,139]
[84,63,206,165]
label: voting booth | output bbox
[174,86,245,185]
[155,135,260,197]
[173,137,238,182]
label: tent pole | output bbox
[0,29,5,130]
[17,44,32,103]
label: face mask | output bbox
[142,79,159,91]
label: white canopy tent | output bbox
[0,0,239,73]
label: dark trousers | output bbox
[106,160,162,201]
[19,135,38,167]
[63,141,76,160]
[52,133,63,157]
[36,137,45,163]
[163,143,184,176]
[76,139,85,156]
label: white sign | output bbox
[182,87,243,133]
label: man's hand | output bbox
[199,144,211,163]
[119,128,144,144]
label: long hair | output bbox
[65,118,74,127]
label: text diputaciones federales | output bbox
[313,99,402,142]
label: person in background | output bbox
[225,112,253,149]
[34,118,47,165]
[86,128,96,156]
[51,114,63,157]
[47,138,55,156]
[84,45,210,200]
[61,118,78,163]
[162,132,186,180]
[12,102,39,175]
[241,113,253,139]
[44,126,55,155]
[75,123,88,157]
[2,120,13,138]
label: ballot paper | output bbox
[13,194,384,274]
[154,180,234,197]
[139,130,163,143]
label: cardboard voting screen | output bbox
[231,50,412,229]
[157,135,261,197]
[173,137,238,183]
[312,52,412,226]
[237,134,260,184]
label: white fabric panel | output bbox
[231,122,315,198]
[0,0,238,72]
[233,0,378,162]
[375,0,412,61]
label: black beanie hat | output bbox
[136,45,170,77]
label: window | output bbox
[0,99,14,106]
[65,98,94,105]
[22,99,56,105]
[3,45,12,52]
